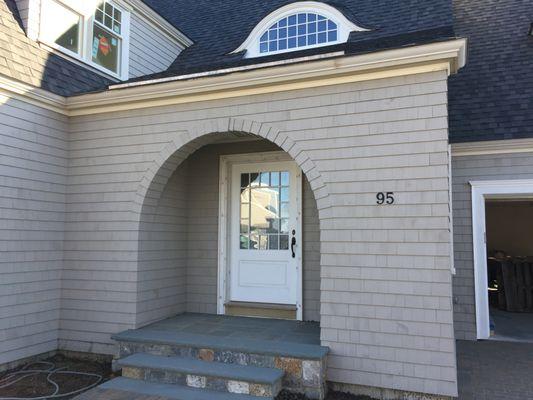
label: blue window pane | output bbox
[288,25,296,37]
[259,13,339,54]
[288,37,297,48]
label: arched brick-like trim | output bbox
[133,117,332,221]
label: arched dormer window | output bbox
[233,1,368,58]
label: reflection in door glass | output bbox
[240,171,290,250]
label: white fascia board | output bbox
[64,38,466,115]
[0,38,467,116]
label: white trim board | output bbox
[470,179,533,339]
[452,138,533,156]
[218,151,303,320]
[0,38,466,116]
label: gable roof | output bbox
[137,0,456,78]
[0,0,112,96]
[448,0,533,143]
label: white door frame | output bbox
[218,151,303,320]
[471,179,533,339]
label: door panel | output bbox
[230,161,301,306]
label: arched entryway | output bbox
[133,118,331,329]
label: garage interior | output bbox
[486,199,533,342]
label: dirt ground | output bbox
[0,354,113,400]
[277,391,372,400]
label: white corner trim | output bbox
[470,179,533,340]
[452,138,533,157]
[231,1,369,58]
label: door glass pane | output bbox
[280,235,289,250]
[281,172,290,186]
[239,171,290,251]
[280,187,289,202]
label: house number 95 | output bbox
[376,192,395,205]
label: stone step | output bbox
[99,377,274,400]
[118,353,283,397]
[113,329,328,360]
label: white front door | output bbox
[229,160,302,307]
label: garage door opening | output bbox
[471,180,533,341]
[486,200,533,341]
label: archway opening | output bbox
[136,131,322,328]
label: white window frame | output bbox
[470,179,533,339]
[232,1,369,58]
[38,0,130,80]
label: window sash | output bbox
[40,0,83,57]
[39,0,128,79]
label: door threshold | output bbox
[225,301,297,320]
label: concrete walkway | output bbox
[457,340,533,399]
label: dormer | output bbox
[15,0,192,81]
[232,1,368,58]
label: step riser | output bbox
[117,341,327,399]
[122,366,280,397]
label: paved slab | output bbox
[457,339,533,400]
[113,313,328,360]
[116,313,320,345]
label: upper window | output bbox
[259,13,338,54]
[39,0,130,79]
[233,1,368,58]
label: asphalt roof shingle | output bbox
[449,0,533,142]
[140,0,455,77]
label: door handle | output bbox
[291,235,296,258]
